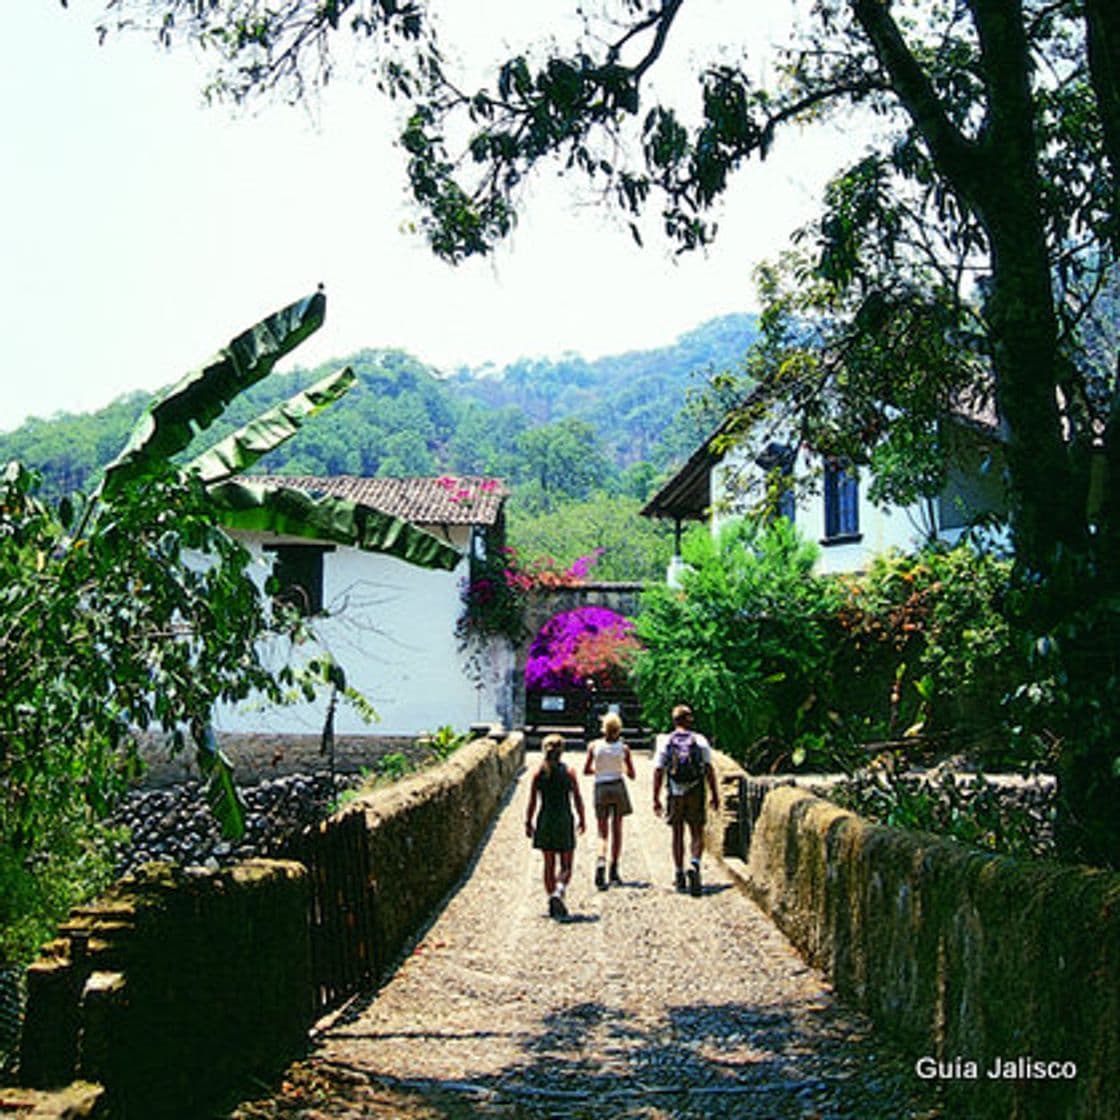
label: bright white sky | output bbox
[1,1,860,433]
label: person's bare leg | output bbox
[686,820,703,896]
[672,821,685,873]
[595,812,609,889]
[554,851,573,917]
[688,820,704,861]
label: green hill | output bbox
[446,313,757,464]
[1,313,758,502]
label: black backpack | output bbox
[667,729,703,787]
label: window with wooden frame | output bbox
[823,461,860,542]
[264,544,334,617]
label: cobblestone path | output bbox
[229,753,941,1119]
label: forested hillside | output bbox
[1,313,757,578]
[447,313,758,465]
[4,313,755,491]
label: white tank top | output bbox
[592,737,626,782]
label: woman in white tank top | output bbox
[584,711,636,889]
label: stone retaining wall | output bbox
[706,752,1057,862]
[738,784,1120,1120]
[136,732,422,787]
[16,733,525,1118]
[351,731,524,972]
[20,860,310,1118]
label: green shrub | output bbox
[375,752,413,782]
[831,545,1020,753]
[0,814,123,968]
[632,518,847,769]
[416,725,470,762]
[633,518,1024,773]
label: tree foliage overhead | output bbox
[107,1,1118,557]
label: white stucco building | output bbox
[212,475,513,740]
[643,409,1007,576]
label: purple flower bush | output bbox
[525,607,641,691]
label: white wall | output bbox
[711,445,938,575]
[213,530,511,737]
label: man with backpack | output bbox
[652,704,720,896]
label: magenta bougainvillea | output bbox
[459,544,608,642]
[525,607,642,691]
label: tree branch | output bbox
[629,0,685,82]
[849,0,982,195]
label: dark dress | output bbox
[532,761,576,852]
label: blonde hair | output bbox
[541,733,565,775]
[600,712,623,741]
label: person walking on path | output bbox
[525,733,586,918]
[584,710,636,890]
[652,704,720,896]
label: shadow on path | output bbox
[232,993,942,1119]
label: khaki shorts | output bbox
[667,784,705,829]
[594,778,633,819]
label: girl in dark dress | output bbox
[525,734,586,919]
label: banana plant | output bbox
[207,476,458,570]
[186,365,358,485]
[88,291,458,836]
[99,291,330,501]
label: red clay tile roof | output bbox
[243,475,508,527]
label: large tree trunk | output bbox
[981,207,1081,574]
[854,0,1119,866]
[969,0,1087,572]
[975,4,1120,868]
[1086,0,1120,227]
[853,0,1083,570]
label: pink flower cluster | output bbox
[567,547,606,580]
[459,544,609,644]
[435,475,501,504]
[497,546,604,593]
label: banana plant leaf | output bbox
[186,366,356,486]
[195,724,246,841]
[208,478,461,570]
[100,292,326,498]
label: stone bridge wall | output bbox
[17,733,524,1118]
[734,781,1120,1120]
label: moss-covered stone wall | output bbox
[20,859,310,1118]
[743,785,1120,1120]
[347,732,524,971]
[17,733,525,1118]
